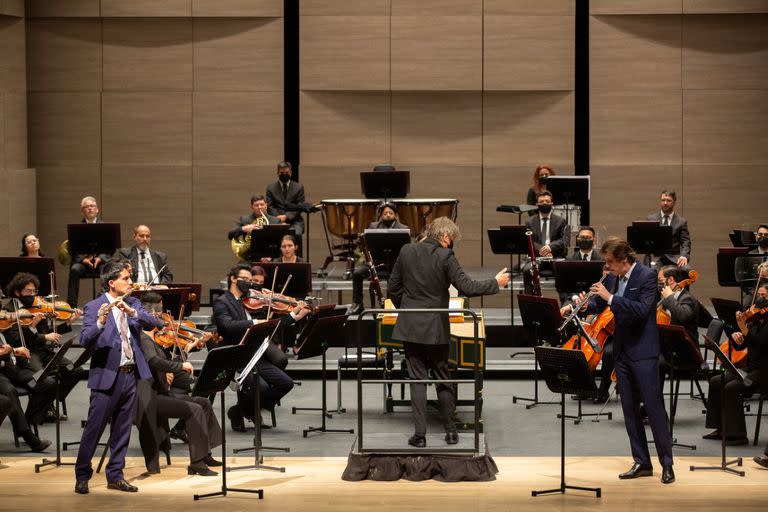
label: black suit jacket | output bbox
[388,238,499,345]
[114,246,173,284]
[659,288,699,344]
[525,213,568,258]
[367,220,409,230]
[227,212,281,240]
[140,332,183,394]
[566,249,603,262]
[266,180,306,230]
[646,212,691,262]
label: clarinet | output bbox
[360,234,384,308]
[525,228,542,296]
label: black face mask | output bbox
[18,295,35,308]
[278,174,290,183]
[657,282,666,293]
[236,279,253,294]
[382,219,395,228]
[576,238,593,251]
[538,203,552,215]
[755,297,768,309]
[758,237,768,250]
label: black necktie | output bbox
[582,253,588,261]
[662,215,670,226]
[542,218,549,245]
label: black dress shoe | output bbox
[619,463,653,479]
[407,434,426,448]
[661,465,675,484]
[169,427,189,444]
[227,406,246,433]
[753,455,768,468]
[203,455,222,467]
[187,463,218,477]
[702,430,721,440]
[445,432,459,445]
[107,479,138,492]
[74,480,89,494]
[22,431,51,452]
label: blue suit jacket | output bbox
[79,294,160,390]
[587,262,659,361]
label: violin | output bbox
[0,309,40,330]
[26,296,81,322]
[656,269,698,325]
[159,312,222,345]
[242,288,317,315]
[719,305,768,369]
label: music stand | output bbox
[690,337,746,477]
[229,319,288,473]
[34,338,75,472]
[248,225,294,261]
[657,324,704,450]
[192,343,264,501]
[130,287,190,318]
[626,221,673,268]
[0,257,56,298]
[717,247,750,287]
[488,225,531,327]
[292,314,354,437]
[532,346,601,498]
[360,170,410,201]
[361,230,411,273]
[67,223,121,259]
[168,282,202,311]
[257,262,313,298]
[543,176,591,226]
[513,294,562,409]
[554,261,605,296]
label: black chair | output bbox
[703,318,725,370]
[11,386,39,448]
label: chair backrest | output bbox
[705,318,725,344]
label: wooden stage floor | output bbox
[2,455,767,511]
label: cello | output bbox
[560,272,613,371]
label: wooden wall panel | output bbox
[192,0,283,17]
[300,91,390,166]
[103,19,192,92]
[26,0,101,17]
[300,16,390,91]
[591,90,682,164]
[683,14,768,90]
[28,92,100,166]
[26,19,102,92]
[391,92,481,166]
[391,0,481,16]
[683,0,768,13]
[483,91,574,168]
[683,90,768,165]
[301,0,390,16]
[100,0,192,17]
[391,15,482,90]
[193,92,283,166]
[0,0,24,17]
[193,18,283,92]
[7,168,37,249]
[0,17,25,92]
[4,92,26,170]
[485,0,575,15]
[590,15,681,90]
[591,1,682,14]
[102,92,192,166]
[484,15,574,91]
[0,93,5,170]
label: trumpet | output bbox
[230,212,270,260]
[558,271,609,332]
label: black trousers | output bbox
[31,350,86,404]
[0,366,56,430]
[404,342,456,436]
[237,359,294,420]
[352,265,389,305]
[0,393,12,425]
[705,370,760,438]
[68,261,104,306]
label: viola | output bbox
[242,288,317,315]
[159,312,222,345]
[656,269,699,325]
[26,296,81,322]
[718,305,768,368]
[0,309,37,330]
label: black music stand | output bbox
[292,314,354,437]
[257,262,313,298]
[657,324,703,450]
[710,298,742,365]
[34,338,75,472]
[626,221,673,268]
[554,260,605,299]
[544,176,590,226]
[130,287,190,318]
[248,225,294,261]
[360,170,410,200]
[717,247,750,288]
[67,223,121,259]
[362,230,411,273]
[229,319,288,473]
[192,343,263,501]
[488,225,531,327]
[168,282,202,311]
[0,257,56,298]
[513,294,562,409]
[532,346,601,498]
[690,338,746,477]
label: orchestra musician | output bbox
[20,233,43,257]
[350,203,410,315]
[213,263,308,432]
[113,224,173,286]
[74,260,163,495]
[752,225,768,256]
[657,265,700,344]
[561,237,675,484]
[526,164,555,215]
[645,190,691,268]
[522,191,568,295]
[263,234,304,264]
[702,294,767,447]
[228,194,280,241]
[387,217,509,447]
[4,273,86,421]
[0,310,54,451]
[266,161,306,236]
[68,196,110,306]
[135,292,222,476]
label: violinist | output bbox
[213,263,308,432]
[4,272,86,421]
[68,196,110,306]
[750,224,768,256]
[703,293,768,446]
[20,233,44,257]
[135,292,222,476]
[657,265,699,343]
[113,224,173,286]
[0,309,54,451]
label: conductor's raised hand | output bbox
[495,267,510,288]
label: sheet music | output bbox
[236,337,270,387]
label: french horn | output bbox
[230,213,270,260]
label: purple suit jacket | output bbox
[79,294,161,390]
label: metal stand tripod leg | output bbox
[294,350,353,437]
[35,374,75,472]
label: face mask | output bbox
[278,174,290,183]
[538,203,552,215]
[755,297,768,309]
[251,281,263,291]
[576,238,593,251]
[382,219,395,228]
[758,237,768,250]
[236,279,253,294]
[18,295,35,308]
